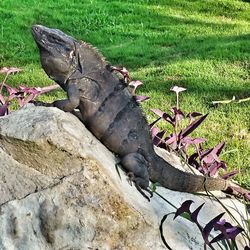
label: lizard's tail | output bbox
[149,154,229,193]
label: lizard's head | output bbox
[32,24,80,85]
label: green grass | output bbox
[0,0,249,187]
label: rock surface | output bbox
[0,105,248,250]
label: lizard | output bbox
[31,24,230,198]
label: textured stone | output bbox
[0,105,248,250]
[0,147,59,205]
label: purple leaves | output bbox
[110,67,150,103]
[0,104,8,116]
[149,86,244,185]
[162,200,247,248]
[221,170,239,180]
[0,84,60,117]
[0,66,60,117]
[186,111,203,122]
[0,66,23,116]
[174,200,204,228]
[188,142,228,177]
[226,185,250,201]
[0,67,23,93]
[128,80,143,92]
[129,80,150,103]
[174,200,193,220]
[0,67,22,75]
[149,85,250,203]
[202,213,225,244]
[0,85,14,116]
[211,219,244,244]
[150,107,208,152]
[110,66,131,83]
[180,114,208,139]
[14,85,59,107]
[134,95,150,102]
[150,108,173,124]
[173,201,245,248]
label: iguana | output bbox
[31,24,229,197]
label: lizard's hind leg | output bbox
[121,153,152,201]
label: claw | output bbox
[145,188,153,198]
[126,172,151,201]
[134,182,151,202]
[115,162,122,180]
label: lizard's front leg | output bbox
[32,81,80,113]
[52,81,80,112]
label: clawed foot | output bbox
[127,172,152,202]
[127,172,134,186]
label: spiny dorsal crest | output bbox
[79,41,107,66]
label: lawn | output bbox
[0,0,249,187]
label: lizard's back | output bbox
[78,69,154,159]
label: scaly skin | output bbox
[32,25,229,195]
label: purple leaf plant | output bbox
[175,201,245,248]
[125,80,249,201]
[150,107,208,153]
[129,80,150,102]
[160,200,247,249]
[110,65,131,83]
[0,67,59,117]
[122,70,250,249]
[147,85,250,201]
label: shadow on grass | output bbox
[141,76,250,101]
[1,0,249,63]
[101,6,249,68]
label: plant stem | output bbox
[154,190,177,209]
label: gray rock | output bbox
[0,105,248,250]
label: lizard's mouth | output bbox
[32,24,77,53]
[32,25,46,39]
[32,25,50,50]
